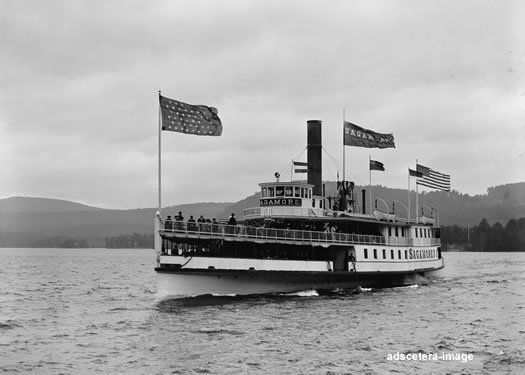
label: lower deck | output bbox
[158,254,444,273]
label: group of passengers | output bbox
[164,211,220,232]
[164,212,241,233]
[323,222,339,233]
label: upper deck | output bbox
[246,180,438,227]
[160,220,441,248]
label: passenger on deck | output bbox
[348,252,356,271]
[197,215,205,231]
[165,215,173,230]
[188,215,196,231]
[174,211,184,230]
[228,213,237,225]
[211,218,219,233]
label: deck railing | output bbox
[161,221,440,247]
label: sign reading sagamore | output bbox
[260,198,302,206]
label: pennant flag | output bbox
[409,168,423,178]
[344,121,395,149]
[293,161,308,167]
[416,164,450,191]
[159,95,222,136]
[370,160,385,171]
[294,168,308,173]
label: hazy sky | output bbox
[1,0,524,209]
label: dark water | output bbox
[0,249,523,374]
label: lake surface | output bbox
[0,249,523,374]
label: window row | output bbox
[387,226,406,237]
[414,227,434,239]
[385,226,436,239]
[363,248,437,260]
[261,186,312,199]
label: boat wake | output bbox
[280,289,319,297]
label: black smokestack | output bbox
[307,120,322,196]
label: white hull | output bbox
[155,268,441,300]
[156,272,360,299]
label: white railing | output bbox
[243,207,324,218]
[161,221,441,247]
[243,206,420,224]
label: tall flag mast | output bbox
[156,92,222,266]
[369,157,385,214]
[343,120,395,213]
[408,167,424,221]
[157,92,223,213]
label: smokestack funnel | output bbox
[307,120,322,196]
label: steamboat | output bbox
[154,120,444,298]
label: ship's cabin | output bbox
[255,181,325,218]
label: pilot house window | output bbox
[268,186,274,197]
[294,187,301,197]
[276,186,284,197]
[262,187,267,198]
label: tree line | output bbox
[441,217,525,252]
[32,236,90,248]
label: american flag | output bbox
[159,95,222,136]
[416,164,451,191]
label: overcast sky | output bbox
[1,0,524,209]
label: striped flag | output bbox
[293,161,308,173]
[416,164,450,191]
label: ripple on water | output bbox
[0,320,22,330]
